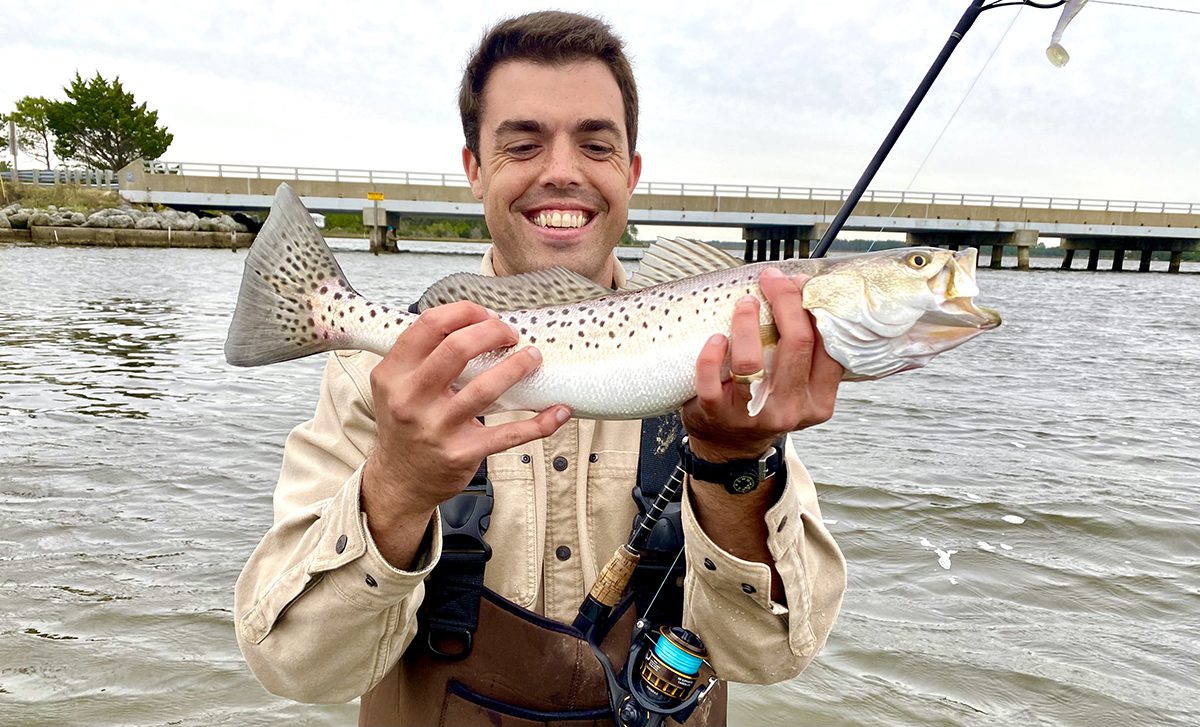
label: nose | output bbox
[538,139,582,188]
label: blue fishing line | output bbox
[654,633,702,676]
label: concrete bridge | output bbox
[116,160,1200,272]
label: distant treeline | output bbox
[323,213,488,241]
[836,238,1197,261]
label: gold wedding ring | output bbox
[732,368,766,385]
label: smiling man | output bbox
[463,58,640,285]
[234,11,846,727]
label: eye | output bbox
[907,253,928,269]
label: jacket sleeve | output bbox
[233,351,441,703]
[679,438,846,684]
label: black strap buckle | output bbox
[438,474,493,562]
[424,472,493,660]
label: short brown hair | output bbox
[459,11,638,161]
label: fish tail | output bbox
[225,183,358,367]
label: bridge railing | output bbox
[143,161,1197,215]
[1,168,118,188]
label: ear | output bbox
[626,151,642,196]
[462,146,484,200]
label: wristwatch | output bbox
[678,436,785,495]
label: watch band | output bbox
[678,436,784,495]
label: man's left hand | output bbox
[681,267,843,463]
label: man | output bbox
[235,11,846,726]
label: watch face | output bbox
[730,474,758,494]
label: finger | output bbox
[807,323,844,414]
[418,318,519,389]
[729,294,764,377]
[692,334,728,406]
[445,345,543,422]
[763,272,816,400]
[396,301,499,363]
[477,405,572,456]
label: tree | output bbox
[5,97,56,169]
[620,223,639,245]
[47,72,172,170]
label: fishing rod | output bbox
[573,4,1090,724]
[810,0,1073,259]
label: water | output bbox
[1,242,1197,726]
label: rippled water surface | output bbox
[2,243,1198,726]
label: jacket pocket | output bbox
[483,451,538,608]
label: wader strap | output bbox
[631,413,687,625]
[421,415,687,659]
[423,461,492,660]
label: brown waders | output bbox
[359,588,726,726]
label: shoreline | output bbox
[0,226,653,256]
[0,225,255,249]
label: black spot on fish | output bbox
[320,286,328,294]
[334,293,343,300]
[578,331,585,337]
[608,331,615,338]
[370,310,376,318]
[547,337,555,343]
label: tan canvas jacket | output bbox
[234,251,847,704]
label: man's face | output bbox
[464,59,642,286]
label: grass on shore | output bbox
[0,183,123,213]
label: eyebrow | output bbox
[493,118,622,138]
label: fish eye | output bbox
[908,253,928,269]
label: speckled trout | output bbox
[225,184,1000,419]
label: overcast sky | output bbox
[5,1,1198,212]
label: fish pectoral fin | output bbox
[746,345,776,417]
[747,378,772,417]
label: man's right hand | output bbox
[360,301,570,569]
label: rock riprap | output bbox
[0,203,247,232]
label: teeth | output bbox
[533,210,587,228]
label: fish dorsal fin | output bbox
[417,267,610,312]
[625,237,744,290]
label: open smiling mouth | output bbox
[526,209,594,229]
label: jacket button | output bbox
[741,583,756,594]
[555,545,571,561]
[521,454,531,464]
[703,558,716,571]
[552,456,568,472]
[365,574,378,588]
[335,534,348,554]
[588,453,599,463]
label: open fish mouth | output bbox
[811,247,1002,380]
[923,248,1003,332]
